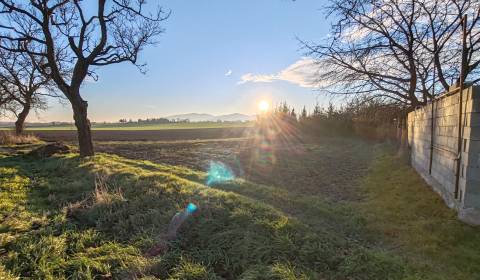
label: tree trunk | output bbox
[15,103,30,135]
[71,95,94,157]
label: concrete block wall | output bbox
[407,85,480,225]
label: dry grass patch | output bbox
[0,131,40,145]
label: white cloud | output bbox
[238,57,320,88]
[225,69,233,76]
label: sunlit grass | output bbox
[1,140,479,279]
[0,149,406,279]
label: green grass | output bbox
[357,148,480,279]
[0,142,479,279]
[0,149,406,279]
[0,122,253,131]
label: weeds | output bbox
[0,131,40,145]
[93,173,125,205]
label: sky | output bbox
[9,0,332,123]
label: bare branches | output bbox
[0,0,167,155]
[0,1,168,93]
[0,45,54,134]
[305,0,480,108]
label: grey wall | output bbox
[408,85,480,225]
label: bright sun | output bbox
[258,100,270,112]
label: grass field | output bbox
[0,122,253,131]
[1,137,479,279]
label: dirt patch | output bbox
[28,142,70,158]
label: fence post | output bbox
[454,14,468,199]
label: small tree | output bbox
[0,50,52,135]
[300,106,308,122]
[312,103,322,117]
[290,108,297,122]
[0,1,168,156]
[325,103,334,119]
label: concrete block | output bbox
[458,207,480,225]
[447,137,458,150]
[467,140,480,153]
[463,179,480,208]
[472,86,480,100]
[466,112,480,127]
[467,166,480,181]
[462,152,480,168]
[464,127,480,140]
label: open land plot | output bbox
[1,134,480,279]
[27,127,253,142]
[0,122,253,131]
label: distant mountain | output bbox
[0,121,14,127]
[166,113,254,122]
[166,113,216,122]
[214,113,255,122]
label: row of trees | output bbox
[0,0,168,156]
[271,99,403,126]
[267,99,404,140]
[304,0,480,107]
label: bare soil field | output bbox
[95,137,373,202]
[30,127,252,142]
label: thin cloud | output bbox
[238,57,319,88]
[225,69,233,76]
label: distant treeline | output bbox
[118,118,188,124]
[266,100,405,141]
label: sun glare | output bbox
[258,100,270,112]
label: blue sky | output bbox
[27,0,332,122]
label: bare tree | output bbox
[303,0,480,107]
[0,49,52,135]
[419,0,480,89]
[0,0,168,156]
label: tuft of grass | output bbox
[0,131,40,145]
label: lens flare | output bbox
[167,202,198,238]
[258,100,270,112]
[206,161,235,185]
[186,202,198,214]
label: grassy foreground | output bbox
[0,143,479,279]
